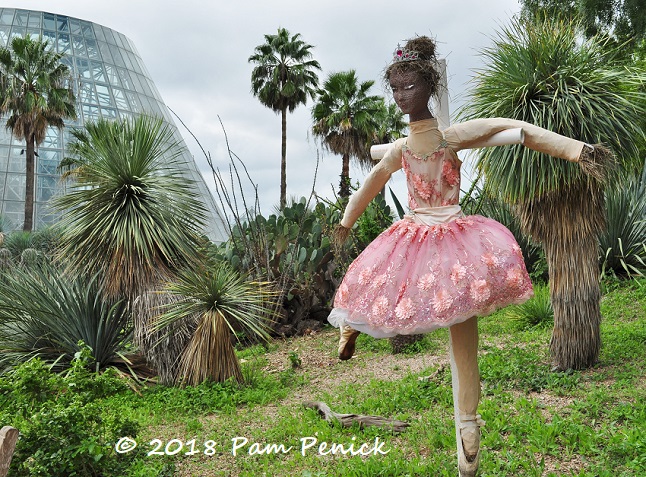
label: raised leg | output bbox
[338,325,360,360]
[449,317,483,476]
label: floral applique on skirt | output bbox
[328,214,533,338]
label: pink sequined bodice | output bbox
[402,143,461,209]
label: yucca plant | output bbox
[460,17,646,370]
[600,164,646,277]
[0,261,144,376]
[153,260,276,385]
[54,116,208,352]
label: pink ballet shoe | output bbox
[457,414,485,476]
[338,325,360,360]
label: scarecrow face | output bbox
[389,70,433,120]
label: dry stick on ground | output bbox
[304,401,410,433]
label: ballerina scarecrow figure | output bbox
[328,35,601,476]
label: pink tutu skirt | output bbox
[328,214,533,338]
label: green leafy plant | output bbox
[2,356,144,477]
[509,283,554,329]
[288,350,302,368]
[353,191,394,249]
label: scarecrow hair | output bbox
[385,36,441,97]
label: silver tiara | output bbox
[392,45,419,63]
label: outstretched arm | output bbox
[445,118,585,161]
[340,139,404,229]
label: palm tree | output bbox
[249,28,321,210]
[153,260,276,385]
[311,70,386,197]
[376,101,407,144]
[460,17,646,370]
[0,35,76,232]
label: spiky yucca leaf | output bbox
[54,116,207,302]
[153,262,277,385]
[461,17,645,202]
[600,164,646,277]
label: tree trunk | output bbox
[23,132,36,232]
[340,153,351,197]
[390,334,424,354]
[545,228,601,370]
[280,107,287,210]
[516,179,605,370]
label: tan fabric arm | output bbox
[340,139,404,229]
[445,118,585,161]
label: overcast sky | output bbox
[13,0,522,216]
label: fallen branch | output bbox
[303,401,409,433]
[417,363,447,382]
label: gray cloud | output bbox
[15,0,521,214]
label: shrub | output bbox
[1,355,147,477]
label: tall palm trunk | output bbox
[280,106,287,210]
[23,131,36,232]
[340,152,351,197]
[516,179,605,370]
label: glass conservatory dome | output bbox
[0,8,228,242]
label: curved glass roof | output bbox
[0,8,228,241]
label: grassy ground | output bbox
[106,279,645,476]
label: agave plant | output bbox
[153,260,276,385]
[0,261,144,376]
[600,164,646,277]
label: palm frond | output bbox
[460,17,646,203]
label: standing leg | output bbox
[449,317,484,476]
